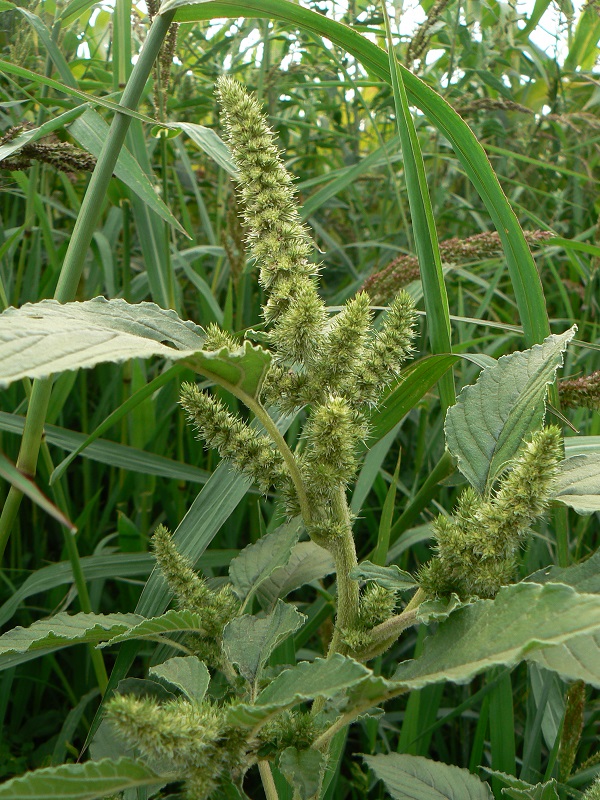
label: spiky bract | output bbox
[420,426,563,599]
[180,382,286,493]
[107,694,245,800]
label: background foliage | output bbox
[0,0,599,795]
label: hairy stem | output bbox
[258,760,279,800]
[326,489,360,656]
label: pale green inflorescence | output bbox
[420,425,563,600]
[152,524,238,667]
[181,77,418,551]
[107,694,246,800]
[583,776,600,800]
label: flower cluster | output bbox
[420,426,563,599]
[153,525,239,667]
[182,77,418,549]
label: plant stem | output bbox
[258,761,279,800]
[0,12,176,559]
[326,489,360,656]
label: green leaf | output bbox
[363,753,493,800]
[416,595,469,624]
[382,2,454,412]
[177,121,238,176]
[0,757,163,799]
[525,631,600,687]
[491,773,560,800]
[0,450,76,531]
[223,601,305,685]
[0,106,86,163]
[526,548,600,593]
[256,541,335,610]
[552,454,600,514]
[0,612,141,671]
[100,609,204,647]
[393,583,600,690]
[228,519,302,603]
[349,561,417,592]
[445,327,576,495]
[149,656,210,702]
[279,747,326,800]
[69,109,187,235]
[227,654,371,727]
[0,298,271,399]
[0,409,210,485]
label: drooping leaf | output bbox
[279,747,326,800]
[349,561,418,592]
[0,757,163,799]
[149,656,210,702]
[0,450,76,531]
[0,612,141,671]
[526,548,600,593]
[394,583,600,690]
[99,609,204,647]
[551,454,600,514]
[226,654,371,727]
[256,541,336,610]
[0,298,271,399]
[363,753,493,799]
[177,121,237,176]
[223,601,305,685]
[228,519,302,603]
[445,328,576,495]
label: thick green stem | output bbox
[0,12,175,559]
[258,761,279,800]
[327,493,360,654]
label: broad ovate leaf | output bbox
[551,453,600,514]
[226,654,371,727]
[257,540,335,609]
[445,327,575,495]
[350,561,417,592]
[0,612,141,671]
[223,601,305,684]
[0,298,271,399]
[229,519,302,603]
[279,747,326,800]
[394,583,600,690]
[0,757,163,799]
[149,656,210,702]
[363,753,493,799]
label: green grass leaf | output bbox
[364,753,493,799]
[69,109,187,235]
[445,327,576,495]
[0,757,163,799]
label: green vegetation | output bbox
[0,1,599,798]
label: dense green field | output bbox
[0,0,599,797]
